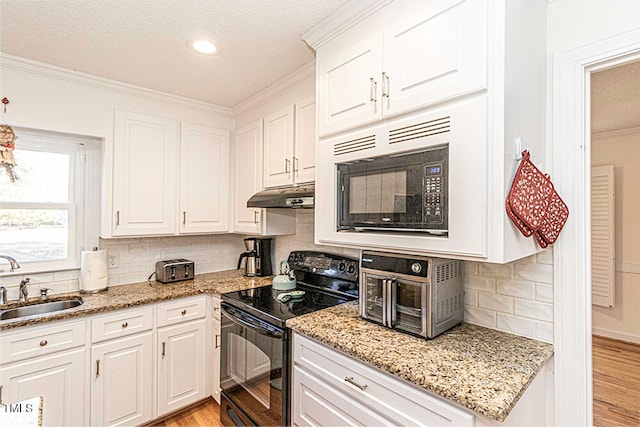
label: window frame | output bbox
[0,128,101,274]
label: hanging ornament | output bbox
[0,97,19,182]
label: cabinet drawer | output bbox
[293,334,474,426]
[91,306,154,343]
[156,296,206,327]
[0,321,86,364]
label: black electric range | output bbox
[219,251,359,427]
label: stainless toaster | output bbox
[156,259,195,283]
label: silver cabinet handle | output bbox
[0,385,3,405]
[183,211,186,225]
[285,158,291,175]
[293,157,299,176]
[344,376,367,391]
[370,78,377,102]
[382,72,390,98]
[162,342,166,357]
[215,334,221,349]
[39,340,48,347]
[116,210,120,226]
[96,360,100,377]
[121,322,128,328]
[254,211,260,224]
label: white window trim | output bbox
[0,128,102,275]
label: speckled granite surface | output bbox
[286,301,554,422]
[0,269,271,330]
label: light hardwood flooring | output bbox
[593,335,640,427]
[149,336,640,427]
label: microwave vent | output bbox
[435,260,463,284]
[334,134,376,156]
[389,116,451,145]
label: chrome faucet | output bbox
[18,278,30,302]
[0,286,6,305]
[0,255,20,272]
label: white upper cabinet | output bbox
[294,95,317,184]
[316,0,487,137]
[263,97,317,188]
[112,110,230,237]
[263,105,295,188]
[179,123,230,234]
[112,110,178,236]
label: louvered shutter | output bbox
[591,165,615,308]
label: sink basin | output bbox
[0,298,83,320]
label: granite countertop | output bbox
[286,301,554,422]
[0,269,271,330]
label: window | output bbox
[0,128,101,273]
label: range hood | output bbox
[246,183,314,209]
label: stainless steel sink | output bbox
[0,298,83,320]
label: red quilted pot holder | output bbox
[506,150,569,247]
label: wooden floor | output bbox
[150,337,640,427]
[150,398,221,427]
[593,335,640,427]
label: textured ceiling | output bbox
[591,59,640,134]
[0,0,351,108]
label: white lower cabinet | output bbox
[292,333,474,427]
[90,332,154,426]
[157,319,207,416]
[0,320,88,427]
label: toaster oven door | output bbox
[360,272,387,326]
[388,278,428,337]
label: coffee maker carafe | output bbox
[237,237,273,277]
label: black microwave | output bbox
[337,145,448,234]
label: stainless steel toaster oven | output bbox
[360,251,463,339]
[155,259,195,284]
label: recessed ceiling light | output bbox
[188,38,218,55]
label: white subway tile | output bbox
[478,292,514,313]
[514,299,553,322]
[464,290,478,307]
[536,283,553,303]
[536,321,554,343]
[536,248,553,265]
[479,262,514,279]
[464,276,496,293]
[515,260,553,284]
[53,270,80,281]
[497,279,536,299]
[496,314,536,338]
[465,306,497,327]
[464,261,479,276]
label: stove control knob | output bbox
[338,262,346,272]
[410,262,422,274]
[347,264,355,274]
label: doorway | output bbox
[590,60,640,426]
[552,27,640,426]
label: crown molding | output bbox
[233,61,315,116]
[592,124,640,140]
[0,53,233,116]
[302,0,392,49]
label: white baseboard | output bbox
[592,327,640,344]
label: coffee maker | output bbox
[237,237,273,277]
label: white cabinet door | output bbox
[179,122,230,234]
[112,110,178,236]
[0,348,86,427]
[91,332,154,427]
[294,95,317,184]
[233,120,263,234]
[157,319,207,416]
[212,297,221,403]
[263,105,295,188]
[382,0,487,118]
[317,32,382,137]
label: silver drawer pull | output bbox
[121,322,128,328]
[344,376,367,391]
[181,309,187,315]
[39,340,48,347]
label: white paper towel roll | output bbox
[80,250,108,293]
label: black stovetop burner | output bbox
[222,251,359,328]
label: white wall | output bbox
[591,130,640,343]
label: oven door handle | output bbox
[221,306,283,338]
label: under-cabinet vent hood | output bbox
[247,184,314,209]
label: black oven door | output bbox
[220,303,288,427]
